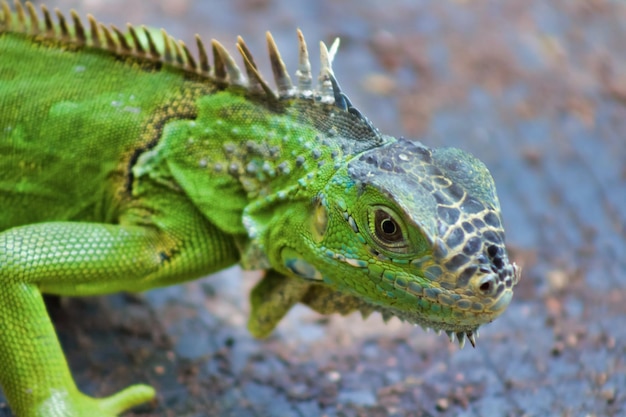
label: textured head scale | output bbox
[345,138,520,347]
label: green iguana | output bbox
[0,1,520,416]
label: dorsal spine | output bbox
[0,1,346,104]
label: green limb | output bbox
[0,277,155,417]
[33,385,156,417]
[248,270,311,338]
[0,202,237,415]
[96,385,157,415]
[248,271,378,338]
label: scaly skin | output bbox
[0,1,520,416]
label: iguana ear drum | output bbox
[282,248,324,281]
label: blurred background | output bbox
[2,0,625,416]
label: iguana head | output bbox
[264,43,519,346]
[303,137,520,347]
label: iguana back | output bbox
[0,18,224,230]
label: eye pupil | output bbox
[373,209,404,245]
[381,219,397,235]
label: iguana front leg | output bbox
[248,270,376,337]
[0,200,238,416]
[248,269,312,338]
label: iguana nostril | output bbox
[487,244,499,258]
[479,275,496,295]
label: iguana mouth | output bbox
[369,301,482,348]
[368,260,520,349]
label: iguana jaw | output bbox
[328,258,519,348]
[363,272,519,348]
[294,263,519,348]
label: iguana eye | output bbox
[369,206,410,252]
[377,212,401,242]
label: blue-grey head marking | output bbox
[347,138,520,345]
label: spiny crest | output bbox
[0,0,375,131]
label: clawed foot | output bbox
[33,384,155,417]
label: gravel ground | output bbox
[1,1,625,416]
